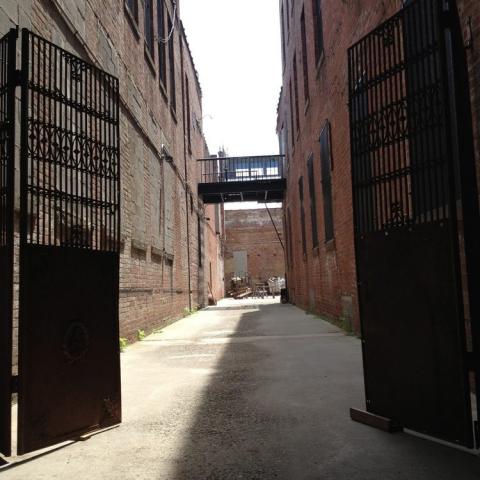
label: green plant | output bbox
[137,329,146,341]
[119,337,128,352]
[183,307,191,317]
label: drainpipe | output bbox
[180,30,192,311]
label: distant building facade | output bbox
[224,208,285,291]
[0,0,225,349]
[277,0,480,332]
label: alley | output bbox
[0,299,478,479]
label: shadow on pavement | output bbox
[168,302,480,480]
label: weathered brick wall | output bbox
[278,0,402,331]
[278,0,480,333]
[0,0,224,355]
[224,208,285,292]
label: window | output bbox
[165,258,174,294]
[168,16,176,113]
[293,54,300,133]
[280,5,286,69]
[286,0,290,33]
[125,0,138,23]
[307,154,319,247]
[289,81,295,146]
[312,0,325,64]
[299,177,307,255]
[144,0,154,56]
[320,121,334,241]
[157,0,167,88]
[185,75,191,152]
[197,215,202,267]
[301,8,310,104]
[288,208,293,264]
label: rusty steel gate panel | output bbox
[17,30,121,454]
[348,0,479,447]
[0,29,16,457]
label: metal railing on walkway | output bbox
[198,155,285,184]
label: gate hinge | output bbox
[14,69,23,87]
[10,375,18,394]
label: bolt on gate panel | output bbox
[0,29,16,457]
[348,0,477,447]
[17,30,121,455]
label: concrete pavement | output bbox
[1,298,479,479]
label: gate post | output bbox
[0,27,17,457]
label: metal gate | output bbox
[349,0,479,447]
[0,28,16,457]
[15,30,121,454]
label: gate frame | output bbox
[16,28,122,455]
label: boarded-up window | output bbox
[307,154,319,247]
[320,121,334,241]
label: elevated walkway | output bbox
[197,155,286,204]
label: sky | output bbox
[180,0,283,158]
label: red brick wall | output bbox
[278,0,480,333]
[224,208,285,291]
[278,0,402,331]
[1,0,225,353]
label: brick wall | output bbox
[224,208,285,292]
[277,0,480,333]
[0,0,224,357]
